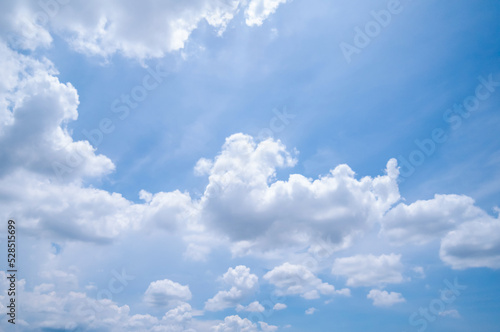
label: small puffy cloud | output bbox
[144,279,192,307]
[273,303,287,310]
[439,309,461,318]
[162,302,194,324]
[260,321,278,332]
[263,263,349,299]
[212,315,259,332]
[222,265,259,290]
[367,289,405,307]
[245,0,289,26]
[205,266,258,311]
[440,214,500,269]
[332,254,404,287]
[236,301,265,312]
[305,307,316,315]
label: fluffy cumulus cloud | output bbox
[380,194,487,245]
[205,265,259,311]
[305,307,316,315]
[0,0,52,50]
[200,133,401,255]
[0,270,208,332]
[0,42,113,181]
[236,301,265,312]
[259,321,279,332]
[439,212,500,269]
[381,193,500,270]
[331,254,404,287]
[263,263,350,300]
[1,0,288,60]
[213,315,275,332]
[0,40,138,242]
[366,289,405,307]
[144,279,192,307]
[273,303,287,310]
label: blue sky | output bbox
[1,0,500,331]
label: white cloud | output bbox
[305,307,316,315]
[380,194,486,245]
[0,42,114,181]
[1,0,288,60]
[194,157,214,176]
[212,316,277,332]
[332,254,404,287]
[366,289,405,307]
[260,321,279,332]
[273,303,287,310]
[144,279,192,307]
[263,263,349,299]
[236,301,265,312]
[205,266,259,311]
[245,0,289,26]
[439,309,461,318]
[0,47,200,242]
[212,315,259,332]
[0,271,206,332]
[379,191,500,270]
[201,133,400,255]
[0,1,52,50]
[440,214,500,269]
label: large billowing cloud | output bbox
[199,133,401,255]
[1,0,289,60]
[0,42,113,181]
[439,213,500,269]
